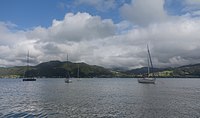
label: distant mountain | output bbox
[1,61,200,78]
[125,63,200,78]
[33,60,113,78]
[0,60,113,78]
[0,66,26,78]
[125,67,165,75]
[113,63,200,78]
[172,63,200,77]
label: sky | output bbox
[0,0,200,69]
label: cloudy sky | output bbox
[0,0,200,69]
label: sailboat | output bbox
[23,51,36,81]
[65,71,72,83]
[138,45,156,84]
[65,53,72,83]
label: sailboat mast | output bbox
[26,51,30,77]
[66,53,70,78]
[147,45,154,77]
[77,64,79,78]
[147,46,150,77]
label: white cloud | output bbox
[0,12,116,67]
[0,22,42,66]
[144,19,200,67]
[120,0,169,26]
[1,10,200,69]
[28,12,115,43]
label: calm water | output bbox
[1,78,200,118]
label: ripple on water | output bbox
[2,111,48,118]
[1,78,200,117]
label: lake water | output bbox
[0,78,200,118]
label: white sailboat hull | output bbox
[65,78,72,83]
[138,78,155,84]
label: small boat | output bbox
[138,77,155,84]
[23,78,36,81]
[65,70,72,83]
[65,77,72,83]
[23,51,36,81]
[138,45,156,84]
[65,53,72,83]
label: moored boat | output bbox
[23,51,36,81]
[138,44,156,84]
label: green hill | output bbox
[0,66,26,78]
[1,61,200,78]
[0,61,113,78]
[172,64,200,77]
[124,63,200,78]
